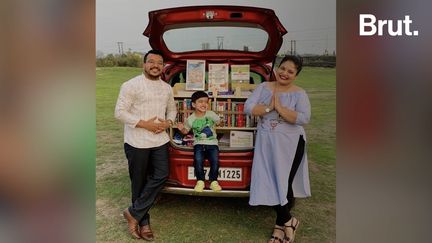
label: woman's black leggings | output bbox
[273,135,305,226]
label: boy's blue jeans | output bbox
[193,144,219,181]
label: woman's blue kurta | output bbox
[245,82,311,206]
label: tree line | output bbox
[96,51,143,67]
[96,52,335,68]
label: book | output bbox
[236,103,245,127]
[186,60,206,91]
[208,63,229,92]
[230,131,253,148]
[227,99,231,127]
[231,64,250,83]
[232,102,238,126]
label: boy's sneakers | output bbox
[210,181,222,192]
[194,180,205,192]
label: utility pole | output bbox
[325,33,329,56]
[290,40,297,55]
[217,36,224,50]
[290,40,293,55]
[117,42,124,55]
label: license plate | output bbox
[187,166,242,181]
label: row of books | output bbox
[174,99,258,128]
[175,112,257,128]
[175,98,244,112]
[214,101,258,127]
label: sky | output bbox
[96,0,336,56]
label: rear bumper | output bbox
[162,186,250,197]
[168,142,253,190]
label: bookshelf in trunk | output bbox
[171,83,258,151]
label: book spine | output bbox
[237,103,245,127]
[232,103,237,127]
[227,99,231,127]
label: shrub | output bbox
[96,52,143,67]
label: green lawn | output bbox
[96,67,335,242]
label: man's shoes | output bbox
[123,208,141,239]
[210,181,222,192]
[140,224,155,241]
[194,180,205,192]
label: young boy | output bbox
[177,91,222,192]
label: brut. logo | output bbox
[359,14,419,36]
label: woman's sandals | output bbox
[284,217,300,243]
[268,217,300,243]
[268,226,286,243]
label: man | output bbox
[114,49,176,240]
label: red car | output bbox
[143,5,287,196]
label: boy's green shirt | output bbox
[184,110,220,146]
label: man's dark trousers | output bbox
[124,142,169,226]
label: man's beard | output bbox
[144,69,161,80]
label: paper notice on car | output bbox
[186,60,206,91]
[230,131,253,148]
[208,63,229,92]
[231,64,250,83]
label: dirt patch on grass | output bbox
[96,198,126,242]
[96,158,126,182]
[308,160,320,173]
[96,198,120,219]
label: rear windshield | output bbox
[163,26,268,53]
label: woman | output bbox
[245,55,311,243]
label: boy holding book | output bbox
[177,91,222,192]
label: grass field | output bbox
[96,67,335,242]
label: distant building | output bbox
[324,49,329,56]
[202,42,210,50]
